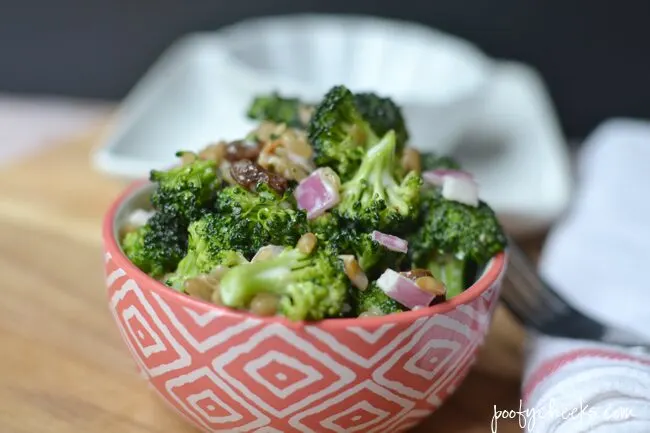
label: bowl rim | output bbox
[103,180,507,330]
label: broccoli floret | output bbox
[308,212,340,239]
[127,156,220,279]
[353,232,407,275]
[219,246,348,321]
[354,92,408,152]
[247,91,408,148]
[309,213,406,276]
[356,283,407,316]
[121,211,188,279]
[215,184,308,254]
[307,86,413,181]
[308,85,378,181]
[216,182,296,215]
[149,156,220,222]
[413,193,507,264]
[409,191,507,297]
[420,152,462,171]
[246,92,312,128]
[336,130,422,232]
[165,215,248,289]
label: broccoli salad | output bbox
[120,85,507,321]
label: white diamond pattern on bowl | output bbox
[123,305,167,358]
[321,400,389,433]
[426,338,480,405]
[346,324,395,344]
[212,323,355,418]
[152,291,262,353]
[373,312,478,399]
[244,350,323,400]
[305,317,426,368]
[165,367,270,432]
[187,389,242,424]
[403,338,461,381]
[110,278,191,378]
[288,380,415,433]
[106,267,126,286]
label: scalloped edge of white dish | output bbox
[93,15,495,178]
[211,14,495,155]
[215,13,492,105]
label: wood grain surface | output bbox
[0,130,536,432]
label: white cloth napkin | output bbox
[522,119,650,432]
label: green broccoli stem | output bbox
[426,253,466,299]
[166,249,201,290]
[358,130,396,188]
[342,130,397,204]
[220,249,303,308]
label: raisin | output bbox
[230,160,288,194]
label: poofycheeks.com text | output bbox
[491,398,634,432]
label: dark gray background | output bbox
[1,0,648,139]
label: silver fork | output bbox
[501,238,650,348]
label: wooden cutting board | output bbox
[0,128,531,432]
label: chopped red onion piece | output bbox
[376,269,436,310]
[422,169,474,186]
[294,167,341,219]
[442,176,479,207]
[371,231,408,253]
[422,169,479,207]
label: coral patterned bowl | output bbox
[103,181,507,433]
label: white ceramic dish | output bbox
[92,15,572,236]
[93,14,492,177]
[215,14,492,153]
[450,62,572,237]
